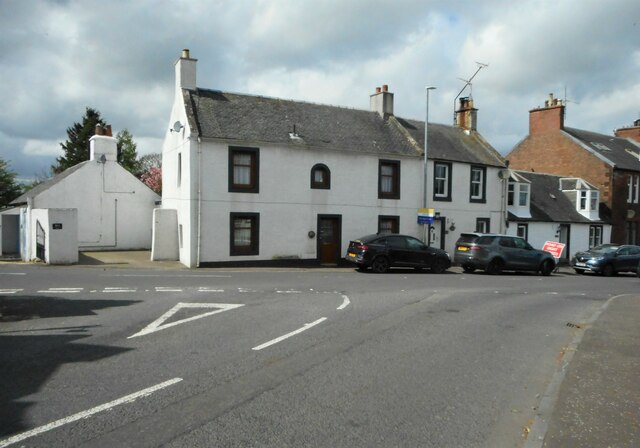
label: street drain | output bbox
[566,322,581,329]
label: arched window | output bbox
[311,164,330,189]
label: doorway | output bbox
[428,216,446,250]
[558,224,570,261]
[317,215,341,265]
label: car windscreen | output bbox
[589,245,619,254]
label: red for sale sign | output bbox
[542,241,565,259]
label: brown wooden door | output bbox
[318,216,341,265]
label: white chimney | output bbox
[175,48,197,91]
[90,125,117,162]
[370,84,394,118]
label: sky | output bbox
[1,0,639,182]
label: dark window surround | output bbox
[378,159,401,200]
[311,163,331,189]
[469,165,487,203]
[517,223,529,241]
[378,215,400,234]
[230,212,260,256]
[228,146,259,193]
[476,217,490,233]
[433,161,452,202]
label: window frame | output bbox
[378,159,401,199]
[589,225,603,248]
[433,161,452,201]
[507,181,515,206]
[177,152,182,187]
[378,215,400,234]
[230,212,260,256]
[518,183,530,206]
[516,223,528,241]
[310,163,331,189]
[475,217,490,233]
[228,146,259,193]
[469,165,486,203]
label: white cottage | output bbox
[154,50,507,267]
[505,170,611,261]
[5,126,160,262]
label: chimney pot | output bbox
[382,84,388,92]
[182,48,190,59]
[105,124,112,137]
[376,87,381,94]
[95,124,104,136]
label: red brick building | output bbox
[507,94,640,245]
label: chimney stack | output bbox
[175,48,197,92]
[529,93,565,135]
[90,124,117,162]
[370,84,394,118]
[614,118,640,143]
[455,97,478,132]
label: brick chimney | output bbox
[455,97,477,132]
[614,119,640,143]
[370,84,394,118]
[90,124,117,162]
[529,93,565,134]
[175,48,197,92]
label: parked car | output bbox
[454,233,556,275]
[345,234,451,273]
[570,244,640,276]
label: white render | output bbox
[156,52,507,267]
[8,132,160,261]
[30,208,78,264]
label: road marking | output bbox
[102,287,136,293]
[0,377,183,448]
[0,273,26,276]
[276,290,301,294]
[238,288,257,293]
[37,288,83,294]
[104,274,232,278]
[129,302,245,338]
[337,294,350,310]
[0,289,23,294]
[252,317,327,351]
[155,287,183,292]
[198,288,224,292]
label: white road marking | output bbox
[37,288,83,294]
[0,377,183,448]
[238,288,257,293]
[276,290,301,294]
[0,273,26,276]
[105,274,232,278]
[337,294,350,310]
[252,317,327,351]
[129,302,245,338]
[0,289,23,294]
[155,287,183,292]
[102,287,136,293]
[198,288,224,292]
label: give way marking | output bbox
[129,302,244,338]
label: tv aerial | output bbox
[453,62,488,125]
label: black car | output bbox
[345,234,451,273]
[571,244,640,276]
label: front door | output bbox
[318,215,341,265]
[558,224,571,261]
[428,216,446,250]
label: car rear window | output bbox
[457,234,479,244]
[476,236,496,245]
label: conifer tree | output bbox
[52,107,105,173]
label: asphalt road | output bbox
[1,265,637,447]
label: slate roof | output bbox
[10,161,89,205]
[509,170,606,224]
[184,88,506,167]
[563,127,640,171]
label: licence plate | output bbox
[348,252,356,258]
[575,262,586,267]
[457,246,468,251]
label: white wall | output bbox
[30,208,78,264]
[31,161,159,250]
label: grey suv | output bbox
[454,233,556,275]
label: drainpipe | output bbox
[196,136,202,267]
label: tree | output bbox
[141,166,162,194]
[0,158,22,207]
[116,129,141,175]
[139,152,162,172]
[52,107,105,174]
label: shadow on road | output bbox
[0,295,139,438]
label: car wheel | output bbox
[485,258,504,275]
[574,269,585,275]
[371,256,389,273]
[540,259,554,276]
[462,265,475,273]
[602,264,615,277]
[431,258,448,274]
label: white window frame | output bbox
[589,225,602,248]
[589,190,599,211]
[507,181,515,206]
[434,163,450,199]
[579,190,587,210]
[470,166,485,201]
[518,183,530,206]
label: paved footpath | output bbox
[537,293,640,448]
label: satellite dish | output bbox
[171,121,184,133]
[498,169,511,180]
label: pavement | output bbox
[1,251,639,446]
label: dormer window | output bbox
[578,190,599,211]
[518,183,529,206]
